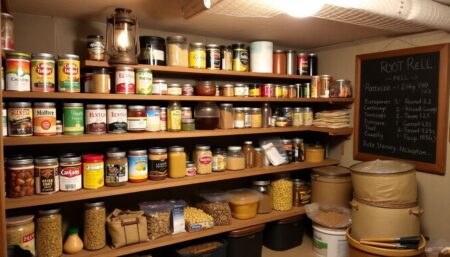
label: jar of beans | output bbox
[84,201,106,250]
[271,173,293,211]
[37,208,62,257]
[6,157,34,198]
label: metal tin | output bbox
[286,50,297,75]
[33,102,56,136]
[136,68,152,95]
[59,154,82,191]
[31,53,55,92]
[63,103,84,135]
[232,43,248,72]
[308,53,318,76]
[8,102,33,136]
[206,44,220,70]
[85,104,106,134]
[146,106,160,132]
[6,52,31,91]
[34,156,59,194]
[297,53,309,75]
[87,35,105,61]
[57,54,80,92]
[107,104,127,133]
[115,66,135,94]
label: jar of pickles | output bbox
[271,174,293,211]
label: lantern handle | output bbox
[135,20,140,57]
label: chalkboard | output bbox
[354,44,449,174]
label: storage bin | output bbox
[350,160,417,204]
[176,241,227,257]
[227,224,264,257]
[311,166,352,207]
[263,215,305,251]
[313,224,348,257]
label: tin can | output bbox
[8,102,33,136]
[58,54,80,92]
[262,84,274,97]
[87,35,105,61]
[152,79,167,95]
[63,103,84,135]
[115,66,135,94]
[308,53,318,76]
[282,107,293,126]
[189,42,206,69]
[297,53,309,75]
[136,68,152,95]
[160,107,167,131]
[286,50,297,75]
[59,154,82,192]
[232,43,248,72]
[6,52,31,91]
[33,102,56,136]
[34,156,59,194]
[129,149,148,183]
[274,85,283,98]
[107,104,127,133]
[82,154,104,189]
[182,83,194,96]
[311,76,320,98]
[85,104,106,134]
[2,104,7,136]
[206,44,220,70]
[31,53,55,92]
[146,106,160,132]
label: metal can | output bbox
[115,66,135,94]
[282,107,293,126]
[152,79,167,95]
[206,44,220,70]
[286,50,297,75]
[146,106,160,132]
[293,138,305,162]
[59,154,82,191]
[107,104,127,133]
[31,53,55,92]
[308,53,318,76]
[57,54,80,92]
[160,107,167,131]
[8,102,33,136]
[82,154,104,189]
[182,83,194,96]
[6,52,31,91]
[303,83,311,98]
[106,151,128,186]
[86,35,105,61]
[274,85,283,98]
[85,104,106,134]
[262,83,274,97]
[136,68,152,95]
[34,156,59,195]
[232,43,248,72]
[311,76,320,98]
[189,42,206,69]
[33,102,56,136]
[63,103,84,135]
[128,149,148,183]
[297,53,309,75]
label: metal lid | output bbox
[115,66,134,71]
[196,145,211,151]
[84,201,105,208]
[139,36,165,45]
[289,84,296,88]
[312,166,351,177]
[309,53,317,56]
[276,117,287,121]
[293,179,306,186]
[232,43,246,48]
[58,54,79,60]
[321,74,332,78]
[206,44,219,48]
[107,151,126,158]
[168,83,181,87]
[252,180,270,186]
[350,159,415,175]
[282,107,292,110]
[34,102,55,107]
[86,104,105,109]
[297,52,307,56]
[56,120,62,125]
[6,215,34,226]
[228,146,242,151]
[197,81,215,86]
[94,67,109,74]
[6,52,30,59]
[9,102,31,108]
[167,35,187,43]
[35,156,58,164]
[220,103,233,108]
[304,107,313,112]
[186,161,196,167]
[286,49,296,53]
[251,108,261,111]
[264,83,274,86]
[181,118,195,123]
[160,107,167,111]
[136,68,151,72]
[281,139,292,144]
[234,107,244,111]
[108,104,126,109]
[31,53,55,60]
[244,141,253,145]
[128,148,147,155]
[235,83,247,87]
[254,147,263,152]
[39,208,61,215]
[292,138,304,143]
[1,12,13,18]
[274,49,286,53]
[293,107,303,112]
[60,154,81,163]
[221,84,234,88]
[7,157,33,165]
[170,146,185,152]
[146,106,160,110]
[190,42,205,47]
[181,107,191,111]
[243,107,251,111]
[128,105,145,110]
[64,103,83,107]
[149,147,167,154]
[154,79,166,83]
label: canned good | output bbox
[232,43,248,72]
[107,104,127,133]
[146,106,160,132]
[33,102,56,136]
[152,79,167,95]
[82,154,104,189]
[206,44,220,70]
[115,66,135,94]
[8,102,33,136]
[106,151,128,186]
[297,53,309,75]
[135,68,152,95]
[128,149,148,183]
[189,42,206,69]
[308,53,318,76]
[311,76,320,98]
[34,156,59,194]
[87,35,105,61]
[286,50,297,75]
[262,84,274,97]
[63,103,84,135]
[31,53,55,92]
[59,154,82,191]
[182,83,194,96]
[274,85,283,98]
[85,104,106,134]
[127,105,146,132]
[6,52,31,92]
[220,45,232,71]
[249,84,260,97]
[58,54,80,92]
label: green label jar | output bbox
[63,103,84,134]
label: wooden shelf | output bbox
[2,91,354,104]
[5,159,338,209]
[3,127,353,146]
[85,60,312,81]
[62,207,306,257]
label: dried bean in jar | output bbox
[37,208,62,257]
[271,175,293,211]
[83,201,106,250]
[7,157,34,198]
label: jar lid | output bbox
[167,35,187,43]
[197,81,215,86]
[276,117,287,121]
[196,145,211,150]
[228,189,261,204]
[293,107,303,112]
[228,146,242,151]
[182,83,193,87]
[293,179,306,186]
[234,107,244,111]
[309,53,317,56]
[281,139,292,144]
[84,201,105,208]
[149,147,167,154]
[252,180,270,186]
[7,52,30,59]
[6,215,34,226]
[220,103,233,108]
[64,103,83,107]
[160,107,167,110]
[115,66,134,71]
[9,102,32,108]
[321,74,332,78]
[108,104,126,109]
[282,107,292,110]
[206,44,219,48]
[86,104,106,109]
[146,106,160,110]
[235,83,247,87]
[350,159,415,175]
[87,35,103,40]
[292,138,304,143]
[254,147,263,152]
[34,102,55,107]
[31,53,55,59]
[190,42,205,47]
[186,161,196,167]
[181,107,191,111]
[107,151,126,158]
[286,49,296,53]
[128,105,145,110]
[221,84,234,88]
[169,83,181,87]
[232,43,246,48]
[304,107,313,111]
[251,108,261,111]
[2,13,13,18]
[107,147,121,153]
[128,148,147,155]
[58,54,79,60]
[213,148,226,153]
[139,36,165,45]
[60,154,81,162]
[170,146,185,152]
[136,68,151,72]
[39,208,61,215]
[289,84,296,88]
[244,141,253,145]
[94,67,109,74]
[35,156,58,164]
[82,154,104,161]
[298,52,307,56]
[312,166,350,177]
[199,191,230,203]
[7,157,33,165]
[264,83,274,86]
[274,49,285,53]
[243,107,251,111]
[181,118,195,123]
[336,79,349,82]
[154,79,166,83]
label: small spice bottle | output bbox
[250,108,262,128]
[168,146,186,178]
[233,107,245,129]
[56,120,63,134]
[195,145,212,175]
[6,157,34,198]
[82,154,104,189]
[106,151,128,186]
[37,208,62,257]
[84,201,106,251]
[212,148,227,172]
[128,149,148,183]
[59,154,82,191]
[282,139,294,163]
[149,147,168,180]
[34,156,59,195]
[127,105,146,133]
[92,68,110,94]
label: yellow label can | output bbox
[83,155,104,189]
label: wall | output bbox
[316,30,450,241]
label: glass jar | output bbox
[167,101,182,132]
[293,138,305,162]
[127,105,146,133]
[149,147,168,180]
[181,107,192,119]
[37,208,62,257]
[244,107,252,128]
[262,102,272,128]
[128,149,148,183]
[303,107,313,126]
[249,84,260,97]
[1,13,14,51]
[226,146,245,171]
[271,174,293,211]
[34,156,59,195]
[139,36,166,65]
[181,118,195,131]
[220,45,232,71]
[251,181,272,214]
[146,106,161,132]
[107,104,127,133]
[186,161,197,177]
[220,84,234,97]
[293,107,304,127]
[189,42,206,69]
[206,44,220,70]
[182,83,194,96]
[273,50,286,74]
[194,102,219,130]
[152,79,167,95]
[282,85,289,98]
[59,154,82,191]
[262,84,274,97]
[87,35,105,61]
[232,43,248,72]
[212,148,227,172]
[82,154,104,189]
[250,108,262,128]
[6,157,34,198]
[195,145,212,175]
[169,146,186,178]
[330,79,352,98]
[84,201,106,250]
[282,107,293,126]
[233,108,245,129]
[319,75,332,98]
[275,117,288,127]
[242,141,255,169]
[167,35,188,67]
[160,107,167,131]
[106,151,128,186]
[282,139,294,163]
[254,147,265,168]
[6,215,35,255]
[195,81,217,96]
[293,179,311,207]
[288,84,297,98]
[219,103,234,129]
[167,83,182,96]
[234,83,249,97]
[274,85,283,98]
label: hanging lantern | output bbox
[106,8,140,65]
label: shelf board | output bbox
[5,159,338,209]
[62,207,306,257]
[3,127,352,146]
[85,60,312,81]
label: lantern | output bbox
[106,8,140,65]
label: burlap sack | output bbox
[106,209,149,248]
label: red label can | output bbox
[115,66,136,94]
[262,83,274,97]
[297,53,309,75]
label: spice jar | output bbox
[107,104,127,133]
[195,145,212,174]
[63,103,84,135]
[87,35,105,61]
[212,148,227,172]
[273,50,286,74]
[251,181,272,214]
[167,35,188,67]
[254,148,265,168]
[59,154,82,191]
[106,151,128,186]
[145,106,160,132]
[139,36,166,65]
[234,83,249,97]
[31,53,55,92]
[189,42,206,69]
[1,13,14,51]
[169,146,187,178]
[195,81,217,96]
[288,84,297,98]
[226,146,245,171]
[152,79,167,95]
[219,103,234,129]
[220,45,232,70]
[303,107,313,126]
[127,105,146,133]
[275,117,288,127]
[293,179,311,207]
[194,102,219,130]
[206,44,221,70]
[6,215,35,255]
[168,101,182,132]
[6,52,31,91]
[85,104,107,134]
[6,157,34,198]
[168,83,182,96]
[250,108,262,128]
[8,102,33,136]
[149,147,168,180]
[84,201,106,251]
[220,84,234,97]
[186,161,197,177]
[34,156,59,195]
[271,174,293,211]
[182,83,194,96]
[115,66,135,94]
[293,138,305,162]
[232,43,248,72]
[37,208,62,257]
[233,107,245,129]
[82,154,104,189]
[181,118,195,131]
[128,149,148,183]
[249,84,260,97]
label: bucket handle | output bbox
[350,201,358,210]
[410,208,424,216]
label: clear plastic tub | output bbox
[228,189,262,219]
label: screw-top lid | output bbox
[108,104,126,109]
[58,54,79,60]
[128,149,147,155]
[84,201,105,208]
[60,154,81,163]
[244,141,253,145]
[139,36,165,46]
[64,103,83,107]
[149,147,167,154]
[128,105,145,110]
[167,35,187,43]
[312,166,351,177]
[39,208,61,215]
[206,44,219,48]
[293,179,306,186]
[7,157,33,166]
[34,102,55,108]
[32,53,55,60]
[6,215,34,227]
[9,102,31,108]
[86,104,106,109]
[190,42,205,47]
[35,156,58,165]
[254,147,263,152]
[252,180,270,186]
[220,103,233,108]
[292,138,304,143]
[107,151,126,158]
[228,146,242,151]
[170,146,185,152]
[196,145,211,151]
[82,154,104,161]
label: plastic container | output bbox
[194,102,219,130]
[228,189,261,219]
[197,191,232,226]
[305,144,325,162]
[311,166,352,208]
[263,215,305,251]
[176,241,227,257]
[227,224,265,257]
[313,224,348,257]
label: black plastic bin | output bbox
[176,240,227,257]
[263,214,306,251]
[227,224,265,257]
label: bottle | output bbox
[262,102,272,128]
[63,228,84,254]
[167,101,181,132]
[242,141,256,168]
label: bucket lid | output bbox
[228,224,265,237]
[350,159,415,175]
[312,166,350,177]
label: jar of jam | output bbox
[195,81,217,96]
[275,117,288,127]
[152,79,167,95]
[115,66,135,94]
[34,156,59,195]
[127,105,146,133]
[128,149,147,183]
[168,83,182,96]
[189,42,206,69]
[106,151,128,186]
[149,147,168,180]
[59,154,82,192]
[7,157,34,198]
[182,83,194,96]
[262,84,274,97]
[249,84,260,97]
[220,84,234,97]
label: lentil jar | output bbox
[87,35,105,61]
[115,66,135,94]
[146,106,160,132]
[107,104,127,133]
[195,145,212,175]
[82,154,104,189]
[33,102,56,136]
[232,43,248,72]
[59,154,82,191]
[31,53,55,92]
[6,52,31,91]
[106,151,128,186]
[167,35,188,67]
[58,54,80,92]
[127,105,146,132]
[85,104,107,134]
[129,149,148,183]
[6,215,35,255]
[34,156,59,195]
[8,102,33,136]
[206,44,220,70]
[189,42,206,69]
[6,157,34,198]
[63,103,84,135]
[84,201,106,250]
[37,208,62,257]
[148,147,168,180]
[136,68,152,95]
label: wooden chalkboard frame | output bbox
[354,44,449,174]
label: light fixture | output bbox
[106,8,140,65]
[264,0,325,18]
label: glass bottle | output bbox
[167,101,181,132]
[242,141,256,168]
[262,102,272,128]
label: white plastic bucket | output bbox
[313,225,348,257]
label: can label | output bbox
[146,109,160,132]
[2,108,7,136]
[58,59,80,92]
[63,106,84,134]
[8,107,33,136]
[35,165,59,194]
[206,48,220,70]
[6,58,31,91]
[168,110,181,130]
[297,54,309,75]
[115,70,135,94]
[136,70,152,95]
[189,49,206,68]
[59,164,82,191]
[232,48,248,71]
[85,109,106,133]
[33,107,56,135]
[275,86,283,97]
[31,59,55,92]
[106,161,128,184]
[83,162,104,189]
[129,155,148,181]
[262,84,274,97]
[127,116,146,131]
[107,108,127,133]
[153,82,167,95]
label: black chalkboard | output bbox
[354,44,449,174]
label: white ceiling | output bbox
[11,0,402,49]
